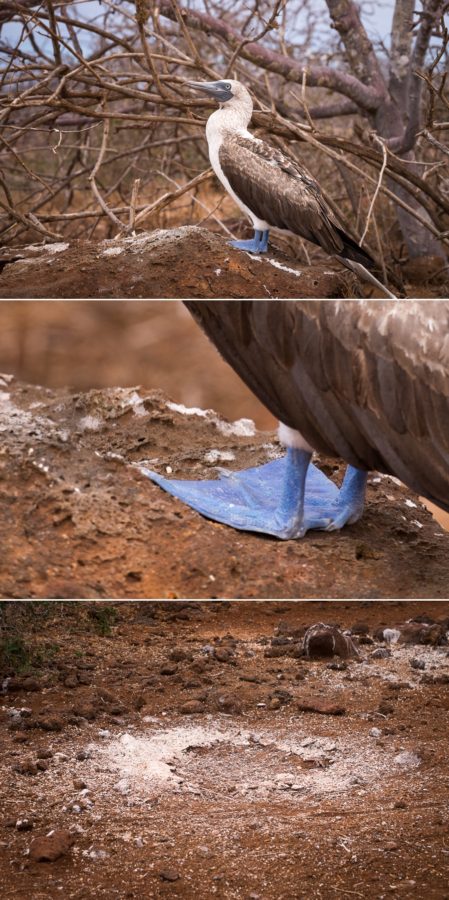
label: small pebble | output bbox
[159,869,180,882]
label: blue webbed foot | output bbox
[323,466,367,531]
[141,449,351,540]
[229,229,269,254]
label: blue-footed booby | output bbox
[143,301,449,539]
[186,79,396,299]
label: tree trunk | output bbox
[373,100,445,258]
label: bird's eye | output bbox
[224,83,231,90]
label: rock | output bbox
[371,648,391,659]
[36,759,50,772]
[113,778,130,796]
[73,778,88,790]
[169,648,191,662]
[64,674,78,689]
[297,699,346,716]
[36,749,53,759]
[378,621,446,647]
[369,727,382,737]
[272,689,293,705]
[303,623,359,660]
[38,716,64,732]
[214,648,231,663]
[108,704,128,716]
[29,829,74,862]
[394,751,421,766]
[215,693,242,715]
[160,664,178,676]
[180,700,205,715]
[264,645,294,658]
[398,622,444,645]
[275,773,295,786]
[410,657,426,670]
[21,678,41,692]
[13,758,38,775]
[16,819,34,832]
[269,697,281,710]
[96,688,117,704]
[76,749,91,761]
[351,623,370,635]
[72,705,96,721]
[378,701,395,715]
[159,869,180,883]
[272,636,292,646]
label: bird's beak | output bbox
[186,81,217,95]
[185,80,233,102]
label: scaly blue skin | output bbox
[230,228,269,253]
[142,448,368,539]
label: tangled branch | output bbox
[0,0,447,267]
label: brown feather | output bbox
[184,300,449,513]
[219,134,376,268]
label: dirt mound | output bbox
[1,375,448,599]
[0,226,356,299]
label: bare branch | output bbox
[324,0,386,95]
[156,1,383,110]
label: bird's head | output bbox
[186,79,252,111]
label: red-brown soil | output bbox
[1,601,449,899]
[1,376,448,599]
[0,227,354,299]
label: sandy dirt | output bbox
[1,376,448,600]
[1,601,449,899]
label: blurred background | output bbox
[0,300,275,428]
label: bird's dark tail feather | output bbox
[335,228,377,270]
[335,228,397,299]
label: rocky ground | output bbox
[1,376,449,599]
[1,601,449,899]
[0,227,446,300]
[0,227,354,300]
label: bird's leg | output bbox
[324,465,368,531]
[229,228,270,253]
[258,229,269,252]
[266,448,339,537]
[262,447,311,538]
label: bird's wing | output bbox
[184,300,449,512]
[219,134,345,255]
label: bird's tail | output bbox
[335,228,397,299]
[335,228,377,270]
[338,257,397,299]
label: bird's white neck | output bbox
[206,99,253,141]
